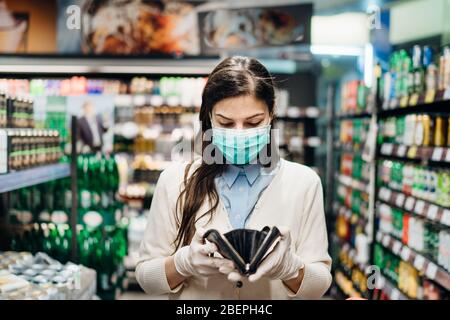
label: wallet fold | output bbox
[203,226,281,275]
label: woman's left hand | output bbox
[249,226,304,283]
[218,226,305,283]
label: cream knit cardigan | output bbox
[136,158,332,299]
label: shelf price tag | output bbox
[393,241,402,255]
[414,200,425,215]
[376,232,383,242]
[427,205,438,221]
[400,96,409,107]
[405,197,415,211]
[384,189,392,201]
[444,88,450,100]
[414,255,425,271]
[445,149,450,163]
[396,193,405,208]
[382,235,390,247]
[425,262,438,280]
[432,147,444,162]
[391,289,400,300]
[441,209,450,227]
[407,146,418,158]
[401,247,411,261]
[397,145,407,157]
[425,90,436,104]
[409,93,419,106]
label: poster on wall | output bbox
[0,1,29,53]
[58,0,201,55]
[198,3,312,55]
[66,95,115,154]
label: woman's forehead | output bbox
[212,95,268,117]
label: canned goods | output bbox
[31,264,46,272]
[51,275,67,284]
[41,269,56,277]
[32,275,48,284]
[48,264,63,272]
[23,269,38,277]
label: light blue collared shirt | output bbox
[215,163,279,229]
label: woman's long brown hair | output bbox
[173,56,276,251]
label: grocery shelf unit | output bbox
[330,81,450,299]
[0,116,79,261]
[276,106,321,168]
[374,88,450,300]
[330,98,377,300]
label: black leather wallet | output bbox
[203,226,281,276]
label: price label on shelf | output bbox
[389,99,398,109]
[381,143,393,155]
[393,241,402,255]
[441,209,450,226]
[391,289,400,300]
[427,205,438,221]
[400,96,409,107]
[384,189,392,201]
[397,145,407,157]
[401,247,411,261]
[376,232,383,243]
[425,90,436,104]
[414,255,425,271]
[414,200,425,215]
[405,197,415,211]
[407,146,418,158]
[445,149,450,163]
[431,147,444,162]
[443,88,450,100]
[382,235,390,247]
[409,93,419,106]
[425,262,438,280]
[377,275,386,289]
[396,193,405,208]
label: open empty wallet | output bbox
[203,226,281,276]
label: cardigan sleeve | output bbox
[135,165,184,296]
[284,172,332,299]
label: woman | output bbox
[136,56,332,299]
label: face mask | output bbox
[212,123,271,165]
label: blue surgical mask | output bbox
[212,123,271,164]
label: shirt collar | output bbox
[222,164,261,188]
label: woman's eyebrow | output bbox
[215,112,265,120]
[245,113,265,120]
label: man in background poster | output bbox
[77,100,108,153]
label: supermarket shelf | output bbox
[379,89,450,117]
[0,163,70,193]
[378,186,450,226]
[279,136,322,149]
[333,233,371,274]
[333,201,369,226]
[334,270,364,299]
[379,143,450,164]
[336,111,373,119]
[0,55,220,75]
[377,274,410,300]
[376,231,450,291]
[336,174,370,194]
[333,141,366,153]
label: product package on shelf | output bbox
[0,251,96,300]
[381,45,450,109]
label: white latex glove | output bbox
[173,228,230,278]
[248,226,304,282]
[218,227,304,283]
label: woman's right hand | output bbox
[173,228,230,278]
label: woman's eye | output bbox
[246,121,262,127]
[219,123,234,128]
